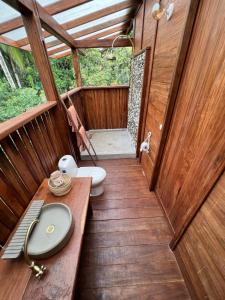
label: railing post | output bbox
[72,48,82,87]
[21,0,76,157]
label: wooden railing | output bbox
[0,103,74,244]
[62,85,129,130]
[0,85,129,244]
[81,86,129,129]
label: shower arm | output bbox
[111,34,134,53]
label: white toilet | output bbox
[58,155,106,197]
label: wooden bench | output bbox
[0,177,91,300]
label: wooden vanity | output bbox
[0,177,91,300]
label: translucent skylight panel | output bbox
[3,27,27,41]
[44,35,58,43]
[52,49,71,56]
[53,0,126,24]
[48,43,65,51]
[76,22,126,40]
[44,8,130,45]
[0,1,20,23]
[37,0,58,6]
[99,31,122,39]
[67,8,130,35]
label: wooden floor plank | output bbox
[91,197,158,210]
[104,176,148,186]
[78,262,184,289]
[77,159,189,299]
[84,228,172,248]
[80,244,175,266]
[97,189,152,200]
[85,217,168,234]
[78,282,190,300]
[91,207,163,220]
[80,159,140,167]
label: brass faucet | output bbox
[24,219,47,279]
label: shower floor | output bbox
[81,129,136,160]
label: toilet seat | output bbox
[77,167,106,186]
[58,155,106,196]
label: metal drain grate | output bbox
[1,200,44,260]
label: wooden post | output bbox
[21,2,59,102]
[21,0,76,157]
[72,48,82,87]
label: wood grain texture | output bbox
[78,282,190,300]
[138,0,158,176]
[134,3,144,53]
[175,172,225,299]
[18,0,138,47]
[0,178,91,300]
[0,102,56,140]
[142,0,158,49]
[81,87,129,129]
[156,0,225,245]
[77,159,189,299]
[72,48,82,87]
[0,0,90,35]
[140,0,198,185]
[45,15,131,51]
[0,107,72,245]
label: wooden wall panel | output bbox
[81,87,128,129]
[142,0,158,49]
[156,0,225,244]
[0,106,73,245]
[140,0,197,184]
[175,172,225,299]
[134,3,144,53]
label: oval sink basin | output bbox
[27,203,74,259]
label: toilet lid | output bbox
[77,167,106,186]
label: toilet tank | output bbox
[58,155,78,177]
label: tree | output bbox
[0,50,16,89]
[0,44,25,88]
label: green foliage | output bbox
[0,86,45,122]
[50,56,76,94]
[0,44,25,71]
[0,45,46,122]
[0,79,11,105]
[78,48,132,86]
[0,45,131,122]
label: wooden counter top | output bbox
[0,178,91,300]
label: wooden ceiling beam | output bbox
[2,0,78,48]
[51,49,72,59]
[75,38,132,48]
[0,35,20,48]
[47,22,129,56]
[50,37,132,59]
[16,0,138,47]
[0,0,91,35]
[46,15,129,48]
[22,14,132,51]
[37,4,77,48]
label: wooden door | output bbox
[140,0,198,185]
